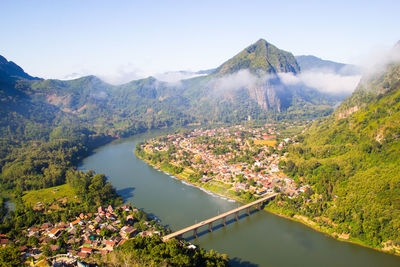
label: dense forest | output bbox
[105,236,229,266]
[277,62,400,248]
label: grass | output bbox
[22,184,79,207]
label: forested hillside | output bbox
[280,60,400,249]
[0,39,355,241]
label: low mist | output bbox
[279,70,361,94]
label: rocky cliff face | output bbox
[212,39,299,111]
[246,76,290,111]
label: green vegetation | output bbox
[215,39,300,75]
[0,55,232,265]
[1,170,122,236]
[106,236,229,266]
[278,63,400,249]
[22,184,77,206]
[0,246,23,267]
[1,40,396,263]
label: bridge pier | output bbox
[161,193,277,242]
[193,228,198,238]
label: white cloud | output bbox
[279,71,361,94]
[353,43,400,77]
[153,71,206,83]
[91,67,207,85]
[211,69,259,94]
[209,68,361,96]
[94,64,150,85]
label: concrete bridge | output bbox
[163,193,278,241]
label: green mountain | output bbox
[0,55,39,83]
[281,47,400,248]
[189,39,338,114]
[214,39,300,75]
[296,55,361,75]
[0,38,344,145]
[0,39,347,190]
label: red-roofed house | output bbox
[81,247,92,254]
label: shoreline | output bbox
[136,151,400,257]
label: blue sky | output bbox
[0,0,399,81]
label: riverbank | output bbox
[135,150,400,257]
[264,205,400,256]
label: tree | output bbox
[0,246,23,267]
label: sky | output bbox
[0,0,399,83]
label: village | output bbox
[0,123,310,265]
[140,124,309,199]
[1,204,163,265]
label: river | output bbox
[79,132,400,267]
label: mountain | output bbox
[0,55,41,97]
[0,39,345,143]
[198,39,337,113]
[0,55,39,82]
[296,55,361,76]
[214,39,300,76]
[282,44,400,248]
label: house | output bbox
[138,231,153,237]
[48,228,61,238]
[27,227,40,237]
[120,226,137,238]
[235,183,249,191]
[107,205,114,213]
[41,222,52,230]
[105,212,115,219]
[98,206,105,214]
[187,244,196,249]
[94,216,102,224]
[81,247,92,254]
[106,225,118,232]
[70,219,81,228]
[200,176,212,183]
[57,222,69,229]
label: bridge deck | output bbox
[163,193,277,241]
